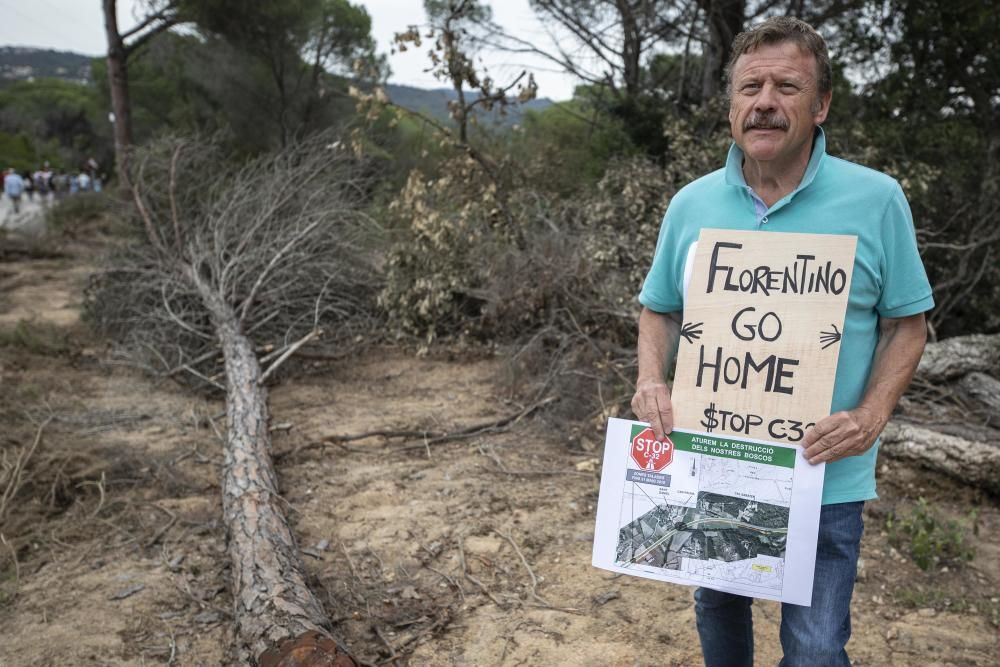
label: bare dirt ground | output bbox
[0,226,997,666]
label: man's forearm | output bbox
[636,308,683,385]
[857,312,928,429]
[803,312,927,464]
[632,307,683,438]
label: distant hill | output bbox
[0,46,553,123]
[385,82,554,127]
[0,47,92,85]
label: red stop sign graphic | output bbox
[630,427,674,471]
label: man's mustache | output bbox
[744,113,789,131]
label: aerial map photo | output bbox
[615,492,789,571]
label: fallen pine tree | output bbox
[88,136,379,665]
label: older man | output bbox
[631,17,932,667]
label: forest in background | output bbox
[1,1,997,346]
[4,1,997,350]
[2,1,999,663]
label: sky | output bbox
[0,0,578,100]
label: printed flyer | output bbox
[593,229,857,606]
[593,419,823,605]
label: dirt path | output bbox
[0,234,997,666]
[0,195,48,238]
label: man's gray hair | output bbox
[724,17,833,98]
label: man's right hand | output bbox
[631,380,674,439]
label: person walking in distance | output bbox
[4,168,25,214]
[22,170,35,201]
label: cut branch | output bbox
[0,417,51,527]
[915,333,1000,382]
[259,328,321,384]
[881,421,1000,495]
[317,396,557,445]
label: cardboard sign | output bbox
[672,229,857,443]
[592,229,858,606]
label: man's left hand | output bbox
[802,407,884,465]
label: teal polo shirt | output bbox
[639,128,934,504]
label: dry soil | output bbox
[0,228,997,667]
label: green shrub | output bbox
[513,101,636,195]
[380,153,657,338]
[45,192,115,233]
[886,498,976,570]
[0,319,70,356]
[378,108,732,347]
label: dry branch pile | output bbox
[87,136,382,388]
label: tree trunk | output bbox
[193,280,357,666]
[102,0,134,185]
[915,333,1000,382]
[880,421,1000,495]
[884,333,1000,494]
[957,372,1000,414]
[615,0,642,101]
[699,0,745,101]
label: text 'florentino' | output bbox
[706,241,848,296]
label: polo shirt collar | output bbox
[724,127,827,197]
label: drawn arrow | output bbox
[680,321,703,344]
[820,324,842,350]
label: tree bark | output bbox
[882,333,1000,494]
[103,0,134,185]
[699,0,745,101]
[915,333,1000,382]
[880,421,1000,495]
[102,1,181,184]
[192,279,357,665]
[615,0,642,100]
[957,372,1000,414]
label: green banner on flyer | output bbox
[630,424,795,468]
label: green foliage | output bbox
[886,498,977,571]
[364,111,453,199]
[181,0,379,147]
[854,0,999,126]
[830,0,1000,336]
[0,79,107,169]
[378,107,731,344]
[45,192,115,234]
[424,0,492,24]
[4,0,996,360]
[646,52,704,109]
[0,320,70,356]
[186,0,378,78]
[92,36,221,144]
[514,101,635,194]
[0,131,55,173]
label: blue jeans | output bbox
[694,501,865,667]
